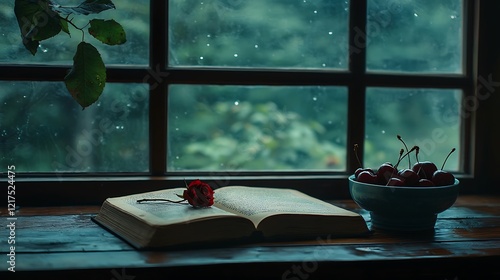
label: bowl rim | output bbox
[348,174,460,190]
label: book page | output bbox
[213,186,359,226]
[107,188,243,226]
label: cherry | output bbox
[353,144,375,179]
[377,162,396,185]
[355,167,375,178]
[432,170,455,186]
[357,170,378,184]
[387,177,405,186]
[412,161,438,180]
[411,146,438,180]
[418,178,435,187]
[381,146,417,186]
[397,168,420,186]
[431,148,456,186]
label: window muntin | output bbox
[0,1,150,65]
[0,82,149,172]
[167,85,348,171]
[366,0,463,73]
[364,88,462,171]
[168,0,349,69]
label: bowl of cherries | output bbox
[348,135,460,232]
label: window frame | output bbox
[2,0,487,206]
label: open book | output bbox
[93,186,369,249]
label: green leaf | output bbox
[88,19,126,45]
[65,42,107,109]
[27,11,63,41]
[50,0,116,16]
[60,18,70,35]
[14,0,63,54]
[23,39,40,56]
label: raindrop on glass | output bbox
[39,44,48,53]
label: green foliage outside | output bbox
[168,85,348,171]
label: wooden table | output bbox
[2,195,500,279]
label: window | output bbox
[0,0,484,205]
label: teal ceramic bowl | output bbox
[348,175,460,231]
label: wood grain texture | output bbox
[1,195,500,279]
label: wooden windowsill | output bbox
[2,195,500,279]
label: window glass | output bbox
[366,0,463,73]
[0,82,149,172]
[0,1,150,65]
[364,87,462,171]
[168,0,349,69]
[168,85,348,171]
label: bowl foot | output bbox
[370,212,437,231]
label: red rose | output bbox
[183,179,214,207]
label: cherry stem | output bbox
[397,135,411,169]
[414,146,426,176]
[353,144,363,168]
[385,148,405,186]
[396,148,404,167]
[136,198,186,203]
[441,148,456,170]
[414,146,420,163]
[394,145,417,170]
[385,147,417,186]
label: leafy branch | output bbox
[14,0,127,109]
